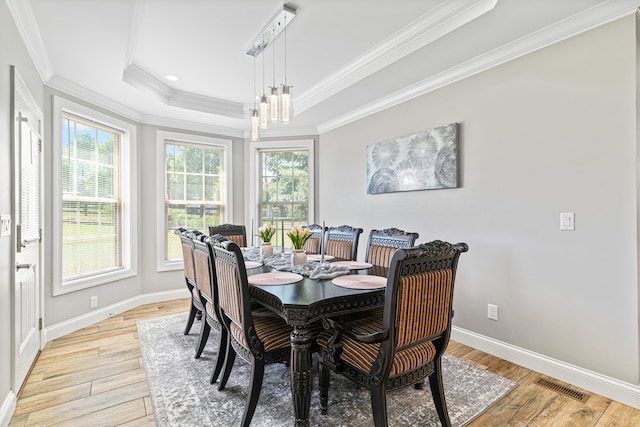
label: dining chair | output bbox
[302,223,326,254]
[175,228,205,335]
[317,240,468,427]
[210,235,293,427]
[192,235,227,382]
[365,227,419,268]
[325,225,363,261]
[208,223,247,247]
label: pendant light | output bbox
[280,10,292,124]
[259,45,269,129]
[269,24,279,123]
[250,56,260,141]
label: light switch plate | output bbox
[0,216,10,237]
[560,212,575,231]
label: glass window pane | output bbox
[186,175,203,201]
[164,140,227,261]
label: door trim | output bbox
[10,65,44,393]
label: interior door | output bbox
[12,66,43,391]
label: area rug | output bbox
[137,313,516,426]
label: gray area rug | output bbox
[137,313,516,426]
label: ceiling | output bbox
[7,0,640,137]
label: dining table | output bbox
[244,252,388,427]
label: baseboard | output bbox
[451,326,640,410]
[44,288,188,343]
[0,391,16,427]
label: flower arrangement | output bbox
[287,227,311,250]
[258,224,276,243]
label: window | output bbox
[52,97,137,295]
[249,139,314,248]
[157,131,232,270]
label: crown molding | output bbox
[317,0,640,134]
[243,124,319,140]
[142,114,245,138]
[294,0,498,115]
[47,75,143,122]
[122,63,245,119]
[5,0,54,83]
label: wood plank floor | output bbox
[8,298,640,426]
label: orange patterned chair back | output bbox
[325,225,363,261]
[365,228,419,268]
[208,223,247,247]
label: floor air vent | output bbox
[535,377,590,403]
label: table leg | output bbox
[290,326,312,427]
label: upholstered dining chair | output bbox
[192,236,227,382]
[317,240,468,427]
[365,228,419,268]
[175,228,205,335]
[209,235,293,427]
[325,225,363,261]
[302,223,326,254]
[208,223,247,247]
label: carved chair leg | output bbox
[428,358,451,427]
[218,344,236,391]
[318,361,330,415]
[194,319,211,359]
[370,384,388,427]
[210,327,227,384]
[184,304,199,335]
[241,360,265,427]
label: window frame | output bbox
[247,139,315,247]
[156,130,233,272]
[52,96,138,295]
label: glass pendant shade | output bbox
[269,86,279,123]
[250,109,260,141]
[281,86,292,124]
[259,94,269,129]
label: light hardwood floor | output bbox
[8,298,640,426]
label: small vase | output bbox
[260,242,273,256]
[291,249,307,266]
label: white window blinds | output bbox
[61,113,122,281]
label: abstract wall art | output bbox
[366,122,459,194]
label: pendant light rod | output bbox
[246,5,296,57]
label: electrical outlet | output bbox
[0,215,10,237]
[487,303,499,321]
[90,296,98,309]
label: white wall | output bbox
[319,16,639,384]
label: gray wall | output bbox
[0,0,44,410]
[318,16,639,383]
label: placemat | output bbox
[244,261,263,269]
[332,274,387,289]
[332,261,373,270]
[306,254,335,262]
[248,272,303,286]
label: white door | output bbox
[12,67,43,391]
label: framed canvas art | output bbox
[366,123,459,194]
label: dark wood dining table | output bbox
[247,263,387,427]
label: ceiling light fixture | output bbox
[280,10,292,124]
[259,44,269,129]
[246,4,296,133]
[250,56,259,141]
[165,74,179,82]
